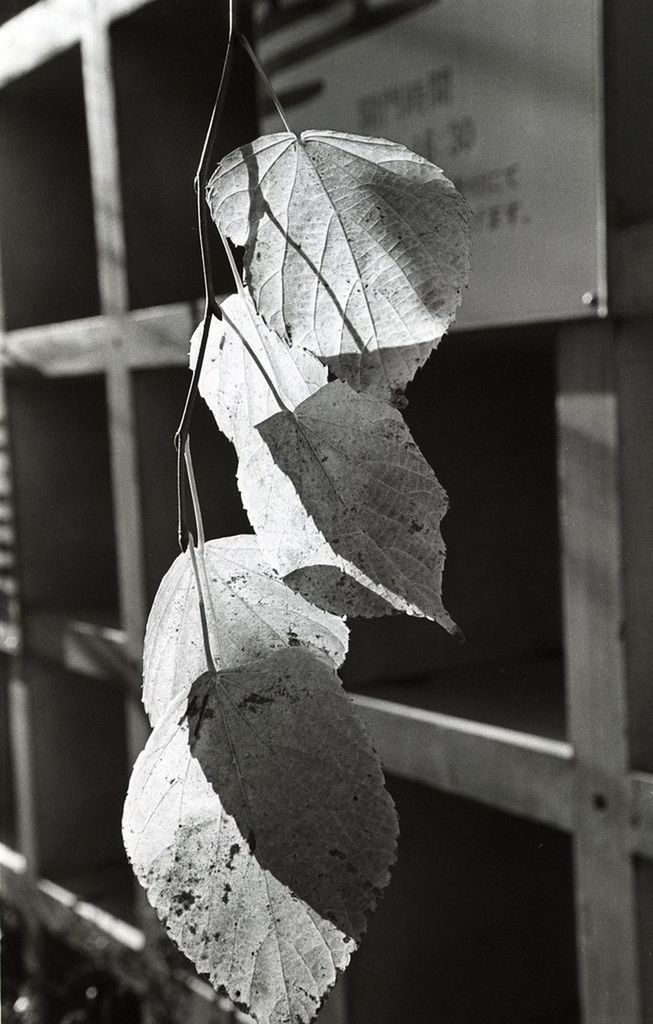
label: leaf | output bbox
[193,298,421,618]
[207,131,470,402]
[122,680,355,1024]
[143,534,348,727]
[186,647,398,943]
[190,293,327,452]
[250,379,457,630]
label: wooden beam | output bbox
[615,323,653,770]
[0,0,88,88]
[99,0,167,23]
[0,0,169,89]
[16,607,578,837]
[557,322,642,1023]
[0,842,245,1022]
[24,611,140,693]
[2,302,201,377]
[81,8,128,315]
[354,694,574,831]
[3,316,111,376]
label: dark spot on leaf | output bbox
[329,848,346,860]
[409,519,424,533]
[177,890,195,910]
[248,829,257,854]
[226,842,240,869]
[287,629,300,646]
[239,691,275,711]
[222,883,232,905]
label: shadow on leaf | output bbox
[185,646,398,944]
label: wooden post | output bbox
[557,321,642,1023]
[80,0,147,757]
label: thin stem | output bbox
[196,0,238,308]
[184,439,205,554]
[187,537,216,675]
[218,226,289,413]
[238,32,292,133]
[175,0,238,552]
[175,309,212,549]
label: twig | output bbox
[218,226,289,412]
[184,440,205,554]
[187,538,216,675]
[174,0,238,552]
[238,31,292,133]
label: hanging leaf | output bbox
[190,293,327,451]
[248,379,457,630]
[123,683,355,1024]
[207,131,470,402]
[143,534,348,726]
[193,299,418,618]
[186,647,398,942]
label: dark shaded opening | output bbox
[7,373,118,616]
[133,366,249,605]
[0,47,101,330]
[110,0,258,311]
[342,324,565,739]
[348,777,579,1024]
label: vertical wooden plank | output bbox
[615,322,653,1023]
[0,217,47,1012]
[79,0,146,757]
[557,321,641,1024]
[81,0,128,314]
[79,12,228,1024]
[104,363,149,764]
[615,323,653,770]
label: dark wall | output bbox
[7,374,118,615]
[342,326,562,688]
[110,0,258,311]
[133,366,249,604]
[348,776,579,1024]
[0,48,100,331]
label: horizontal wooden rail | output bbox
[0,0,177,88]
[0,0,87,88]
[25,610,578,832]
[2,301,203,377]
[0,842,246,1021]
[354,694,575,832]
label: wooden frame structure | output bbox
[1,1,652,1022]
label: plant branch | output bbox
[184,439,205,554]
[238,31,292,133]
[218,226,289,412]
[174,0,237,552]
[187,538,216,675]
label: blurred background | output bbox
[0,0,652,1021]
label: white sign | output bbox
[258,0,606,329]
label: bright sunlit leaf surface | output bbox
[142,534,348,726]
[193,303,454,622]
[208,131,470,402]
[123,664,359,1024]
